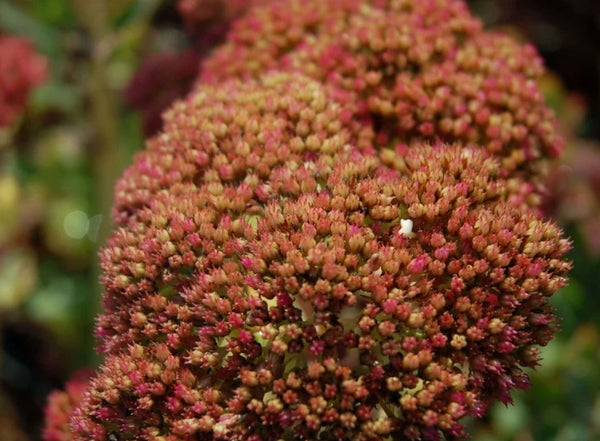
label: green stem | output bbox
[72,0,118,246]
[70,0,161,363]
[70,1,120,364]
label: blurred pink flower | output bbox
[0,35,47,127]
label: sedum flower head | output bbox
[44,2,572,440]
[201,0,563,186]
[67,74,570,441]
[112,73,370,226]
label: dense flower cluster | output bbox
[177,0,264,38]
[113,73,372,226]
[64,72,571,440]
[43,370,94,441]
[201,0,562,185]
[44,1,572,440]
[0,35,47,127]
[106,74,366,346]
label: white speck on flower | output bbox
[399,218,414,237]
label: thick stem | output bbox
[72,0,119,248]
[70,0,161,362]
[70,1,121,364]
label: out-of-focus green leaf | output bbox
[0,1,61,59]
[112,0,162,27]
[29,81,81,116]
[555,422,590,441]
[25,273,77,337]
[490,396,529,437]
[552,279,584,332]
[29,0,74,27]
[536,338,563,377]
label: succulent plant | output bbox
[43,1,572,440]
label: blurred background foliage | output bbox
[0,0,598,440]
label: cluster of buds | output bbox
[43,370,94,441]
[112,73,372,226]
[177,0,264,38]
[201,0,562,187]
[0,35,47,128]
[45,1,572,440]
[68,74,569,440]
